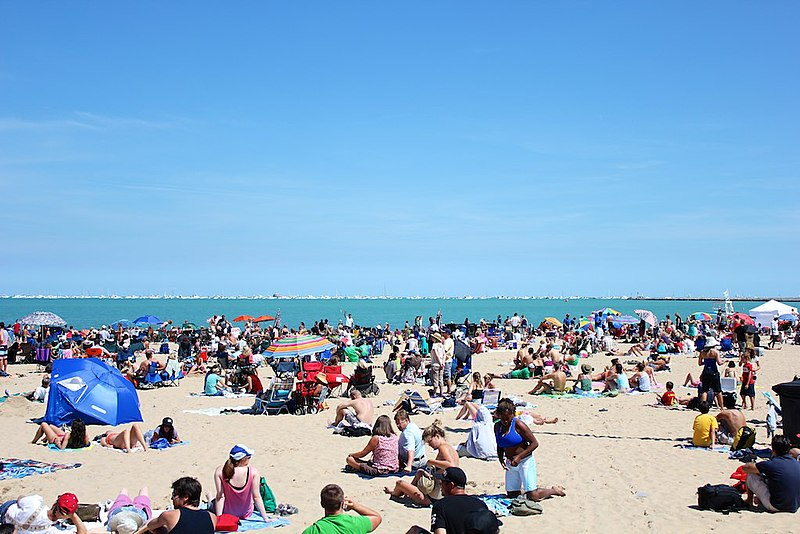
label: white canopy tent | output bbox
[749,299,798,327]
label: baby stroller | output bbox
[347,363,380,396]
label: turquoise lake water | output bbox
[2,298,795,329]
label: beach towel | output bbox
[479,494,513,517]
[47,442,94,452]
[537,392,601,399]
[149,438,190,450]
[233,511,291,531]
[184,406,251,416]
[190,392,254,399]
[675,444,729,453]
[349,468,416,480]
[0,457,81,480]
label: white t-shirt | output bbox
[510,315,521,327]
[32,386,48,402]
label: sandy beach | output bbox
[2,339,799,533]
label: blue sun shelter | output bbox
[45,358,143,426]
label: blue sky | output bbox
[1,2,798,297]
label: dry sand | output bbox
[2,340,799,533]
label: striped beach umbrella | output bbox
[690,312,713,322]
[579,319,594,331]
[594,307,620,316]
[263,334,336,358]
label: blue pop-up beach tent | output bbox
[45,358,143,426]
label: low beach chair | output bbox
[35,347,51,371]
[481,389,501,407]
[400,390,433,415]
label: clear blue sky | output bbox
[1,2,798,297]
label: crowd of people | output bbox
[1,305,799,533]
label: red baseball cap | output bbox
[57,493,78,514]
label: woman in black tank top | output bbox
[171,507,215,534]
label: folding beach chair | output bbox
[481,389,501,408]
[400,390,433,415]
[720,377,736,394]
[35,347,51,371]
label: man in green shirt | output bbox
[303,484,382,534]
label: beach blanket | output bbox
[0,457,81,480]
[233,511,291,531]
[184,406,251,416]
[479,494,513,517]
[347,468,416,480]
[536,392,602,399]
[675,444,730,453]
[190,392,255,399]
[47,443,94,452]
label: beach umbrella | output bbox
[110,319,132,329]
[690,312,713,322]
[263,334,336,358]
[181,322,200,330]
[611,315,639,325]
[253,315,276,323]
[133,315,164,326]
[233,315,255,322]
[579,319,594,331]
[45,358,142,426]
[634,309,658,327]
[19,311,67,327]
[543,317,563,327]
[778,313,798,323]
[731,312,755,326]
[594,307,620,316]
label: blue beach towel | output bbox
[227,511,290,531]
[0,458,81,480]
[479,494,513,517]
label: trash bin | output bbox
[772,379,800,444]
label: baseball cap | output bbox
[463,509,503,534]
[229,444,254,461]
[434,467,467,488]
[161,417,174,427]
[57,493,79,515]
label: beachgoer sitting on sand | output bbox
[22,376,50,402]
[692,402,718,448]
[742,435,800,513]
[303,484,381,534]
[528,369,567,395]
[494,398,566,501]
[647,353,671,372]
[716,408,746,445]
[3,493,87,534]
[659,381,678,406]
[213,445,270,520]
[483,374,497,390]
[32,419,90,450]
[723,360,737,379]
[98,423,149,453]
[345,415,400,476]
[395,409,427,472]
[456,404,498,461]
[151,417,181,445]
[383,420,459,506]
[572,363,594,393]
[138,477,216,533]
[332,389,375,427]
[203,365,228,396]
[629,362,656,392]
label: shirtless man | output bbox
[528,370,567,395]
[332,390,375,426]
[514,346,534,369]
[716,408,746,444]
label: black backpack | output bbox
[697,484,745,513]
